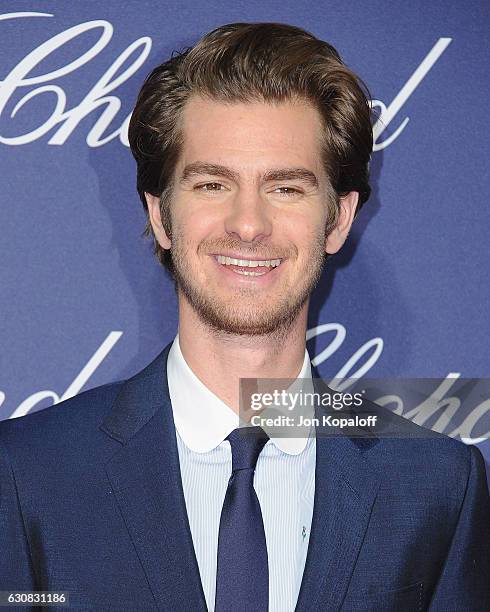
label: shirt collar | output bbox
[167,333,314,455]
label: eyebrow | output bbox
[179,162,319,188]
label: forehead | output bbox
[178,95,324,174]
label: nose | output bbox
[224,188,273,243]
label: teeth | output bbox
[234,270,267,276]
[216,255,282,268]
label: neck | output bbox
[177,295,309,414]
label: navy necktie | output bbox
[215,426,269,612]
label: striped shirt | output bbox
[167,334,316,612]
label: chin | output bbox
[200,302,301,336]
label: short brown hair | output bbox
[128,22,373,275]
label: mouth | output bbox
[211,254,284,278]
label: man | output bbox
[0,22,488,612]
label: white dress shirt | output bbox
[167,334,316,612]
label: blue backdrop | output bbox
[1,2,488,475]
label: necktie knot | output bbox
[226,426,269,472]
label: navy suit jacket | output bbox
[1,342,489,611]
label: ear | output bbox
[325,191,359,254]
[145,192,171,250]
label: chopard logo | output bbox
[0,12,451,149]
[1,328,488,446]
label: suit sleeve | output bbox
[428,444,490,611]
[0,437,37,590]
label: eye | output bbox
[195,182,225,192]
[274,186,302,196]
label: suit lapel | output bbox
[100,343,207,611]
[294,374,381,612]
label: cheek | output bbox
[281,212,326,251]
[174,210,225,260]
[178,198,225,232]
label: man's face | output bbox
[148,96,351,336]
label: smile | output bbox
[214,255,283,276]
